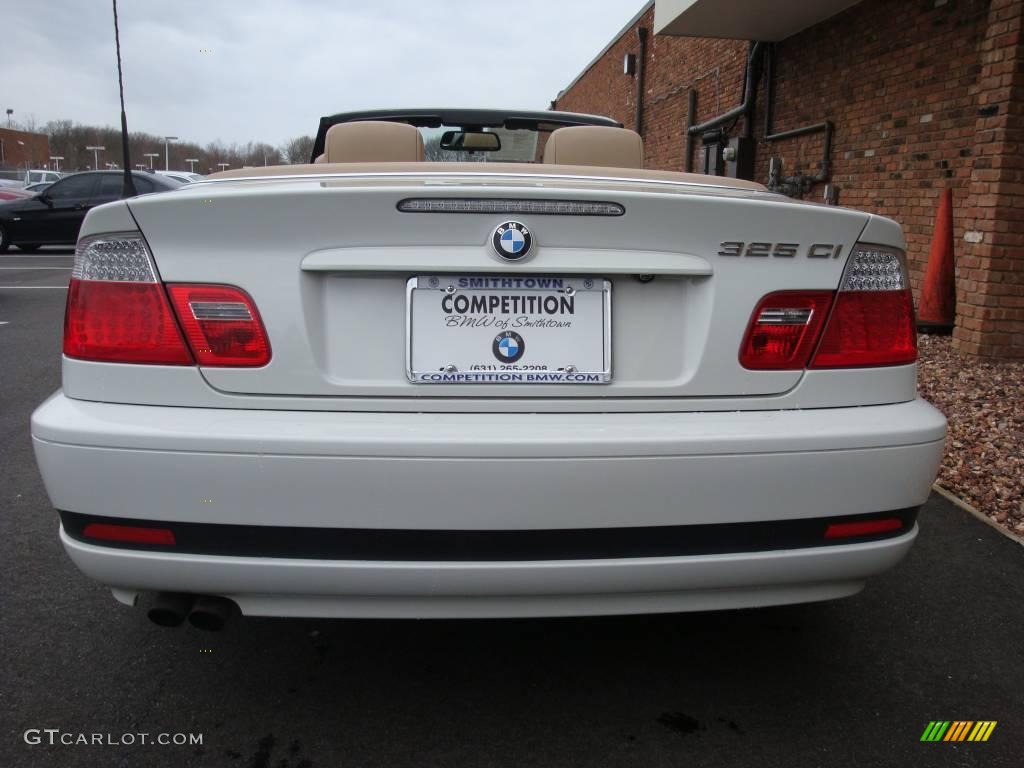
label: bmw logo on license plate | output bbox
[493,330,525,363]
[492,221,533,261]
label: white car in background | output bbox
[31,108,945,630]
[156,170,204,184]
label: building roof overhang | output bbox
[654,0,862,41]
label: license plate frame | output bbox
[406,275,612,384]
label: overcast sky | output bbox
[5,0,644,147]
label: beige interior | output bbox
[324,121,425,163]
[313,154,326,164]
[542,126,644,169]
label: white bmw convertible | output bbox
[31,109,946,629]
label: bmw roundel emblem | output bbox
[492,221,533,261]
[493,330,525,363]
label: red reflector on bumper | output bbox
[82,522,176,546]
[823,517,903,540]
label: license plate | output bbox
[406,275,611,384]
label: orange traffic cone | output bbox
[917,188,956,333]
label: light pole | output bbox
[86,145,106,171]
[217,162,229,172]
[135,164,146,170]
[5,108,12,128]
[185,158,199,173]
[164,136,178,170]
[144,152,159,169]
[50,156,64,171]
[17,140,26,170]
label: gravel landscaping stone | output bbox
[917,333,1024,538]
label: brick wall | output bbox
[0,128,51,171]
[554,0,1024,358]
[955,0,1024,356]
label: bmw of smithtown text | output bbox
[31,109,946,627]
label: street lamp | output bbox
[135,164,146,170]
[86,146,106,172]
[50,156,64,171]
[144,152,159,169]
[5,108,12,128]
[164,136,178,170]
[217,162,229,172]
[185,158,199,173]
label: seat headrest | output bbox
[324,120,424,163]
[313,153,326,164]
[542,126,644,169]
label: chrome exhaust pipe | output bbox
[187,596,238,631]
[146,592,195,627]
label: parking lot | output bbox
[0,249,1021,767]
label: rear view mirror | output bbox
[440,130,501,152]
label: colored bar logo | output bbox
[920,721,997,742]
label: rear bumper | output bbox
[59,525,918,618]
[32,394,945,617]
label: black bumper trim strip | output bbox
[59,509,918,562]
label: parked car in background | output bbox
[156,170,204,184]
[0,169,65,187]
[25,169,64,185]
[0,186,34,202]
[0,170,181,252]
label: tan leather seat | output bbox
[324,120,424,163]
[542,126,644,169]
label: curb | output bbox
[932,482,1024,547]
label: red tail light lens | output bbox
[166,284,271,367]
[824,517,903,539]
[810,289,917,368]
[739,291,833,370]
[82,522,176,545]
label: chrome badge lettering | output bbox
[718,242,843,259]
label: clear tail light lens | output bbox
[810,245,917,368]
[166,284,271,367]
[64,233,193,364]
[739,291,833,370]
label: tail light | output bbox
[64,233,193,364]
[82,522,176,546]
[739,243,917,370]
[739,291,833,369]
[824,517,903,539]
[64,232,271,367]
[166,285,271,366]
[810,245,917,368]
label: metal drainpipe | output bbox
[635,27,649,135]
[686,41,764,138]
[685,89,697,173]
[763,43,833,189]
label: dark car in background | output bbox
[0,170,182,252]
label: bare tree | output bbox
[281,135,315,164]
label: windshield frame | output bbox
[310,108,622,164]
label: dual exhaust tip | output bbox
[147,593,237,631]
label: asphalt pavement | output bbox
[1,251,1021,768]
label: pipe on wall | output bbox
[684,89,697,173]
[686,41,764,138]
[763,43,833,193]
[634,27,649,135]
